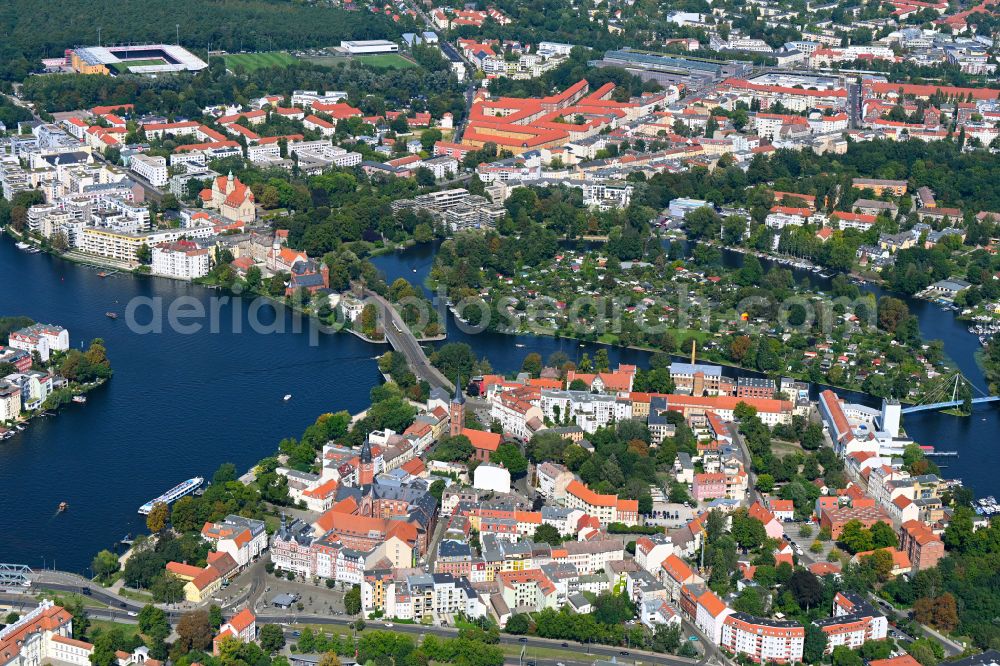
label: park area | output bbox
[222,51,300,71]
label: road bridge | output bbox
[362,288,453,391]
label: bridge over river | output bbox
[362,288,453,392]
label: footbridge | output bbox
[901,372,999,414]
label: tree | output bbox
[145,502,168,533]
[731,510,767,551]
[787,570,823,610]
[877,296,909,333]
[755,474,774,494]
[870,521,898,549]
[908,639,940,666]
[91,549,120,581]
[533,524,562,546]
[492,442,528,475]
[260,624,286,652]
[839,520,874,554]
[734,402,757,421]
[138,605,170,642]
[150,574,185,603]
[420,128,443,152]
[135,243,152,264]
[505,613,530,635]
[318,652,342,666]
[345,585,362,615]
[804,623,828,663]
[732,587,766,616]
[801,423,824,450]
[175,610,213,654]
[832,645,864,666]
[592,592,635,625]
[415,166,436,186]
[521,352,543,377]
[209,604,223,629]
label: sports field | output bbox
[110,59,167,73]
[223,51,299,71]
[354,53,418,69]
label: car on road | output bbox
[561,643,569,647]
[81,587,91,595]
[620,651,629,656]
[385,623,394,628]
[119,603,127,608]
[127,611,137,617]
[291,631,301,638]
[519,638,528,643]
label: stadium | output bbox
[68,44,208,75]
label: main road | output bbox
[362,287,453,391]
[0,579,706,666]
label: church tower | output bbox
[449,375,465,437]
[358,439,374,488]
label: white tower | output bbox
[881,399,901,438]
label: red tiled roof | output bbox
[462,427,501,452]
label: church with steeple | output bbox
[199,171,256,222]
[449,375,465,437]
[448,376,501,462]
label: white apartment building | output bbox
[0,382,22,421]
[129,153,168,187]
[151,241,211,279]
[420,156,459,180]
[720,613,805,663]
[8,324,69,363]
[540,389,632,433]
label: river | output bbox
[0,235,997,573]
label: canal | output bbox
[0,235,997,572]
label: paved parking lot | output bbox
[781,521,838,564]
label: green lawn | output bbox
[303,55,349,68]
[33,589,109,609]
[223,51,300,71]
[355,54,417,69]
[110,59,167,73]
[89,620,141,639]
[117,588,154,603]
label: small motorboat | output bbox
[97,271,108,278]
[106,312,119,319]
[283,394,292,401]
[58,502,69,512]
[72,395,87,404]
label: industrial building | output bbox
[590,48,750,86]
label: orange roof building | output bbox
[461,80,643,156]
[565,479,640,525]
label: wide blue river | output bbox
[0,235,996,572]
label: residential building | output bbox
[565,479,639,525]
[202,515,268,568]
[899,520,945,572]
[813,591,887,653]
[721,613,804,663]
[212,609,257,655]
[129,154,168,187]
[151,240,211,279]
